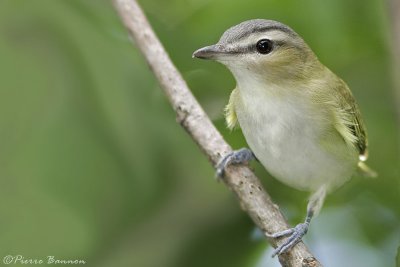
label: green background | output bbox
[0,0,398,266]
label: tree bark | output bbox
[112,0,322,266]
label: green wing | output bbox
[331,80,377,177]
[225,88,239,130]
[331,78,368,161]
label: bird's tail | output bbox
[357,161,378,178]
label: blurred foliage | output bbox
[397,246,400,267]
[0,0,398,267]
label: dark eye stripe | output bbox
[223,40,285,55]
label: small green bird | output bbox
[193,19,376,256]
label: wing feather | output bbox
[331,79,368,161]
[225,88,239,130]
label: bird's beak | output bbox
[192,44,227,60]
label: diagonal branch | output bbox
[112,0,322,266]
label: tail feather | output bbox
[357,161,377,178]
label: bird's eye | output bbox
[256,39,273,54]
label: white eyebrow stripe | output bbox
[234,24,296,41]
[231,30,291,48]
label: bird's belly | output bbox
[235,94,356,192]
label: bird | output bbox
[193,19,376,257]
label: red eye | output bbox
[256,39,273,54]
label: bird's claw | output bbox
[216,148,255,179]
[265,222,309,257]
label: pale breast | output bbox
[234,86,357,192]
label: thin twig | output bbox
[112,0,322,266]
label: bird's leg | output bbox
[266,210,313,257]
[216,148,256,178]
[265,186,327,257]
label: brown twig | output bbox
[112,0,322,266]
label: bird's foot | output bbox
[265,222,309,257]
[216,148,255,178]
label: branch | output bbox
[112,0,322,266]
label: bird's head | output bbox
[193,19,321,85]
